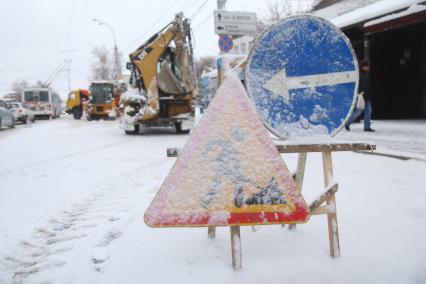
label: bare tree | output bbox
[34,80,45,87]
[90,45,113,81]
[11,80,29,94]
[194,56,216,81]
[262,0,311,25]
[266,0,293,23]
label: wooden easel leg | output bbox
[230,226,242,270]
[208,226,216,239]
[289,152,307,230]
[322,152,340,258]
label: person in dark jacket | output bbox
[345,59,375,132]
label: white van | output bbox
[22,87,61,119]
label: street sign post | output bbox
[245,15,359,139]
[218,35,233,52]
[144,74,309,228]
[214,10,257,36]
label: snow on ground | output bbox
[0,116,425,283]
[335,119,426,161]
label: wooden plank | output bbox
[208,226,216,239]
[275,142,376,153]
[167,142,376,157]
[289,152,307,230]
[311,205,335,215]
[230,226,242,270]
[309,183,338,211]
[322,152,340,258]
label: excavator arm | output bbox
[121,13,196,134]
[129,26,177,93]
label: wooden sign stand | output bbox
[167,141,375,269]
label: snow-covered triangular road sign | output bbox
[145,74,310,227]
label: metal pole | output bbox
[93,19,121,79]
[67,59,71,91]
[217,0,226,9]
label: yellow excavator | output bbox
[120,12,196,134]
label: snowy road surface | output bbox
[0,117,425,283]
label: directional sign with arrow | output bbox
[214,10,257,36]
[245,15,359,139]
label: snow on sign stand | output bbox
[144,74,310,227]
[246,15,359,139]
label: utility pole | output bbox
[217,0,226,10]
[93,19,122,79]
[66,59,72,91]
[61,49,79,91]
[217,0,227,56]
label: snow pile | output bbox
[120,87,146,104]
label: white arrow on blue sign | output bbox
[246,15,359,139]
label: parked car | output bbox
[7,102,35,123]
[0,99,15,130]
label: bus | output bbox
[22,87,62,119]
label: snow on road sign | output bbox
[144,74,310,227]
[246,15,359,139]
[218,35,233,52]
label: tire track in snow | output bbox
[0,141,130,177]
[0,156,170,283]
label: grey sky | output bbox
[0,0,313,98]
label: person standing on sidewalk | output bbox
[345,59,375,132]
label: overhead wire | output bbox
[123,0,186,52]
[44,60,68,87]
[72,0,89,48]
[65,0,75,50]
[190,0,210,21]
[192,13,213,31]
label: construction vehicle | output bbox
[87,81,124,121]
[66,89,90,119]
[120,12,196,134]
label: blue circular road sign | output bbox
[219,35,233,52]
[246,15,358,139]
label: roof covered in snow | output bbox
[330,0,425,28]
[364,3,426,27]
[312,0,381,20]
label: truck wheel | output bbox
[175,122,189,134]
[87,114,93,121]
[0,117,2,131]
[125,124,140,135]
[72,107,82,120]
[10,117,15,128]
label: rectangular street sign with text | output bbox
[214,10,257,36]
